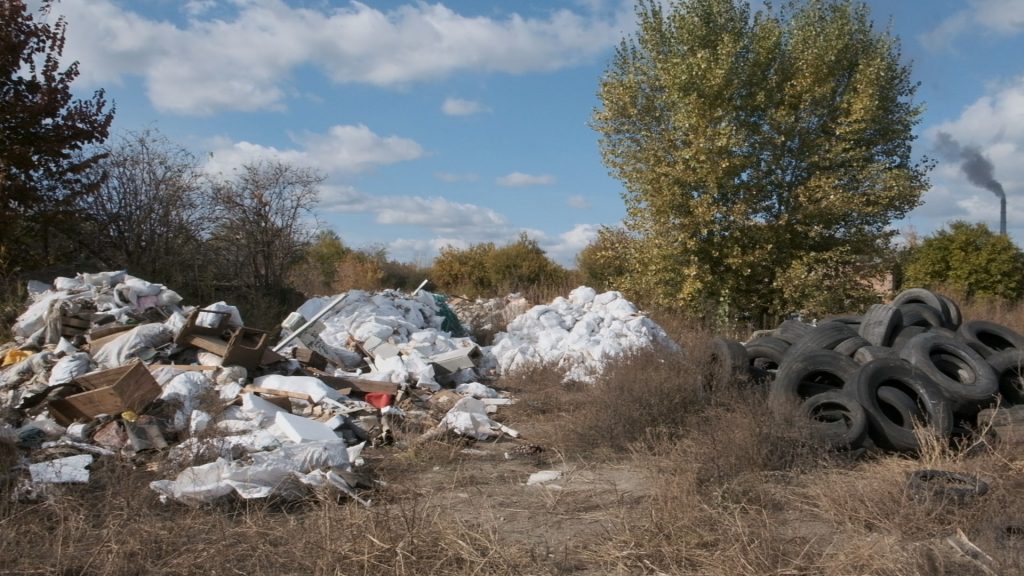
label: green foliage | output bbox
[432,234,566,297]
[1,0,115,273]
[592,0,929,324]
[903,221,1024,301]
[575,227,635,293]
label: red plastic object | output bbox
[365,392,393,409]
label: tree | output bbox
[431,235,566,297]
[207,161,322,293]
[903,221,1024,301]
[77,129,211,290]
[575,226,635,292]
[1,0,114,272]
[592,0,928,322]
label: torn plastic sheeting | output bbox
[47,352,93,386]
[437,396,512,440]
[454,382,499,399]
[92,323,174,369]
[29,454,94,484]
[196,301,243,329]
[151,439,351,504]
[526,470,562,486]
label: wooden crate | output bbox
[49,361,161,425]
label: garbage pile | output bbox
[720,288,1024,452]
[0,272,676,503]
[446,293,531,339]
[489,286,680,383]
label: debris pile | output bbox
[720,287,1024,453]
[489,286,680,383]
[1,273,676,503]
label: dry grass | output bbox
[6,306,1024,574]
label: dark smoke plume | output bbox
[934,131,1005,199]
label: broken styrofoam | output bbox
[273,411,339,443]
[252,374,343,404]
[487,286,679,383]
[436,396,518,440]
[29,454,94,483]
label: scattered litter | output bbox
[29,454,93,484]
[526,470,562,486]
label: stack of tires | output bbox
[719,288,1024,453]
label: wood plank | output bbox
[243,385,314,403]
[306,368,400,395]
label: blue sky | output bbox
[43,0,1024,266]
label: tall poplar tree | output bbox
[593,0,929,322]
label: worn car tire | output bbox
[744,336,789,384]
[890,325,928,353]
[900,332,998,412]
[893,288,952,328]
[770,349,859,411]
[853,345,898,365]
[907,469,989,504]
[957,320,1024,359]
[898,302,946,330]
[938,294,963,329]
[800,390,868,449]
[776,319,814,345]
[985,349,1024,405]
[859,304,904,347]
[852,357,953,452]
[834,335,871,357]
[784,321,859,360]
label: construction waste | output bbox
[0,271,677,504]
[719,288,1024,453]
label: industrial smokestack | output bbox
[935,131,1007,235]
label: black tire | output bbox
[744,336,789,383]
[957,320,1024,358]
[703,337,750,394]
[900,332,999,412]
[898,303,946,329]
[776,319,813,345]
[784,321,859,360]
[877,385,921,430]
[834,335,870,357]
[800,390,868,449]
[852,357,953,452]
[893,288,952,327]
[907,469,989,504]
[853,345,898,365]
[938,294,963,329]
[859,304,904,347]
[985,349,1024,405]
[770,349,859,411]
[890,325,928,353]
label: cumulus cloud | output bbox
[908,76,1024,239]
[567,194,591,209]
[205,124,424,176]
[376,197,508,233]
[921,0,1024,51]
[51,0,631,115]
[496,172,555,187]
[442,97,488,116]
[541,224,600,266]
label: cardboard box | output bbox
[48,361,161,425]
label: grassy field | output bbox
[2,304,1024,575]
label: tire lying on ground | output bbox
[799,390,868,449]
[770,349,859,411]
[898,302,947,330]
[859,304,903,347]
[853,345,898,365]
[744,335,789,384]
[907,469,989,504]
[900,332,998,412]
[957,320,1024,359]
[890,325,928,353]
[852,357,953,452]
[984,349,1024,405]
[704,337,750,392]
[834,335,871,357]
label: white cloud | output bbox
[52,0,631,115]
[908,76,1024,240]
[205,124,424,176]
[376,197,507,234]
[442,97,488,116]
[435,172,479,183]
[184,0,218,17]
[541,223,600,266]
[567,194,591,209]
[921,0,1024,51]
[496,171,555,187]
